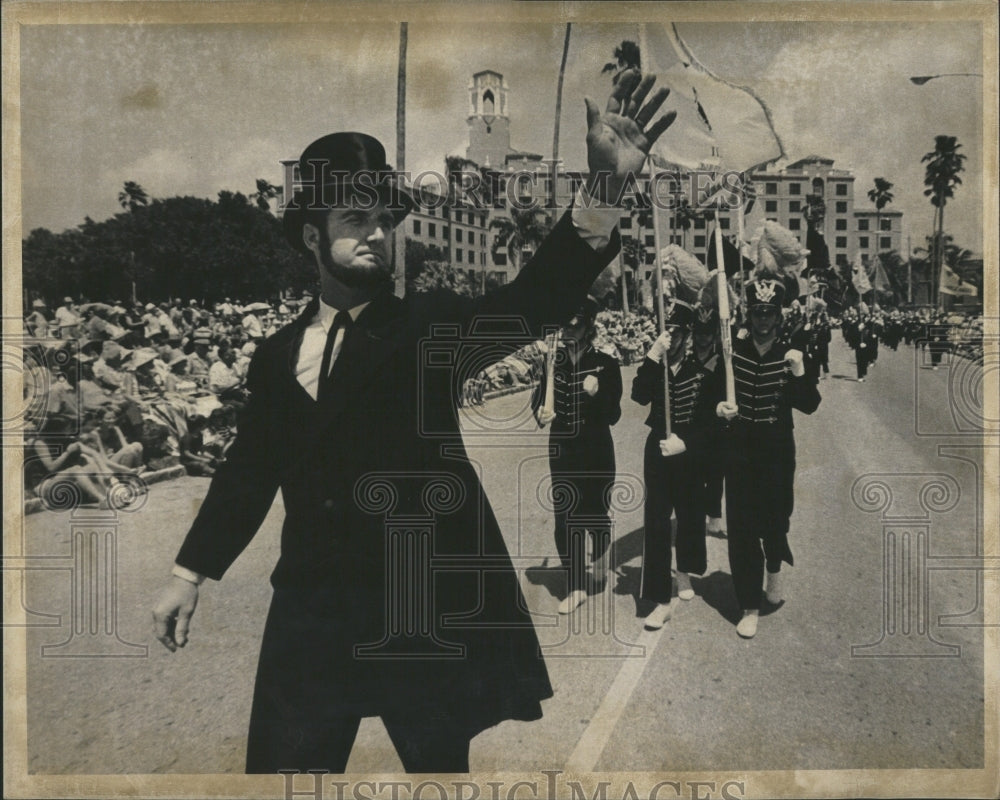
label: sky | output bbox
[17,12,988,257]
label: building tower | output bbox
[466,70,511,169]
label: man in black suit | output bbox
[152,71,676,773]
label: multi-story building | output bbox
[280,73,903,298]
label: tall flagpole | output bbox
[639,24,671,437]
[713,210,736,404]
[394,22,408,299]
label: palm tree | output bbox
[921,135,967,306]
[489,208,552,271]
[674,197,697,251]
[866,177,894,262]
[117,181,149,212]
[601,40,641,84]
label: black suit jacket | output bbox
[175,210,618,732]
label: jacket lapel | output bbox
[316,291,405,430]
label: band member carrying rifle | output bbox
[533,296,623,615]
[632,298,723,629]
[716,273,821,638]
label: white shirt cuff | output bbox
[172,564,206,585]
[570,186,620,251]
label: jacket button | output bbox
[323,499,335,510]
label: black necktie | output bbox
[317,310,353,402]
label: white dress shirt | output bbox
[295,299,370,401]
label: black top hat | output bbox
[746,276,788,309]
[282,132,415,253]
[663,298,695,330]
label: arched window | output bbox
[482,90,495,117]
[811,177,824,196]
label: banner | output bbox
[851,258,871,294]
[939,264,978,296]
[641,24,785,174]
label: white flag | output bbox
[939,264,978,296]
[640,23,786,174]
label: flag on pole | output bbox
[640,23,786,174]
[939,264,978,296]
[870,258,892,292]
[851,257,872,294]
[706,229,755,277]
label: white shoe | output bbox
[736,610,759,638]
[706,516,725,535]
[558,589,588,615]
[643,602,672,629]
[675,571,695,601]
[765,569,783,605]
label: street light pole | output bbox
[909,73,983,85]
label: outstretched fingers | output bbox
[605,69,641,115]
[635,86,671,129]
[644,110,678,147]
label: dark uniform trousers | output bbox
[538,346,623,592]
[725,339,820,611]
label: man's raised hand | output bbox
[584,70,676,205]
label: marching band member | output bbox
[632,299,722,629]
[718,274,821,638]
[534,296,623,615]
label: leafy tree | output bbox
[24,187,315,304]
[411,260,475,297]
[117,181,149,212]
[404,239,448,292]
[489,208,552,272]
[251,178,281,213]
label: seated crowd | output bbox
[22,295,304,508]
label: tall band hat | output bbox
[746,274,790,309]
[282,132,415,253]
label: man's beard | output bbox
[317,229,393,289]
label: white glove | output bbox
[536,340,549,355]
[659,433,687,457]
[582,375,599,396]
[537,408,556,426]
[646,331,672,363]
[736,327,750,340]
[716,401,738,421]
[785,348,805,377]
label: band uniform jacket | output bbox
[725,336,821,563]
[174,211,619,739]
[630,352,723,450]
[531,343,622,517]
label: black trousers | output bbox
[640,432,707,604]
[702,459,725,519]
[549,428,615,592]
[724,438,795,611]
[856,345,871,379]
[245,589,473,773]
[247,709,471,773]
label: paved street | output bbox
[18,337,988,775]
